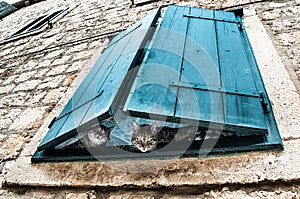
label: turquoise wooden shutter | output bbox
[33,6,282,162]
[37,8,161,151]
[124,6,270,136]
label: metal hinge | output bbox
[260,92,271,114]
[48,117,56,129]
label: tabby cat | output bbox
[131,121,158,152]
[131,121,198,152]
[81,126,110,148]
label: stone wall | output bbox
[0,0,299,198]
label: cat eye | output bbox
[147,141,154,146]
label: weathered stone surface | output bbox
[276,32,300,46]
[0,109,22,130]
[0,134,6,146]
[66,191,96,199]
[0,92,27,106]
[71,50,95,61]
[35,60,52,69]
[66,43,88,53]
[52,56,71,66]
[0,133,29,160]
[269,2,287,8]
[9,107,48,130]
[262,10,281,20]
[15,61,38,73]
[0,47,14,57]
[35,68,49,78]
[13,80,41,92]
[44,49,65,59]
[0,84,15,94]
[42,87,67,104]
[67,60,87,73]
[14,71,36,83]
[270,18,300,32]
[63,74,77,87]
[24,91,47,105]
[38,75,66,89]
[46,64,69,76]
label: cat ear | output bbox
[132,121,140,132]
[151,121,156,133]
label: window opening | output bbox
[32,6,283,163]
[0,1,17,20]
[3,7,69,42]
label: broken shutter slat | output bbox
[216,11,268,134]
[37,8,161,151]
[124,6,190,118]
[175,8,224,124]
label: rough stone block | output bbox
[13,80,41,92]
[14,71,36,83]
[42,87,67,104]
[66,43,88,53]
[37,75,66,89]
[35,60,52,69]
[0,92,27,107]
[47,64,69,76]
[276,32,300,46]
[65,191,96,199]
[24,91,47,105]
[71,50,94,61]
[63,74,77,87]
[0,84,15,94]
[51,56,71,66]
[0,108,22,130]
[67,60,87,73]
[0,133,29,160]
[44,49,65,59]
[8,106,48,130]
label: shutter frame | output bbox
[37,8,161,151]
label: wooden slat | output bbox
[175,7,224,123]
[216,11,267,131]
[125,6,190,118]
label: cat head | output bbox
[82,126,109,148]
[131,121,158,152]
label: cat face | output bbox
[82,126,109,148]
[131,121,158,152]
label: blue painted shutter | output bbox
[38,8,161,151]
[124,6,269,136]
